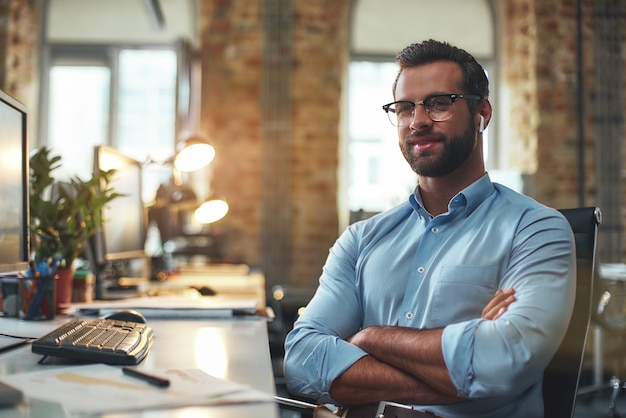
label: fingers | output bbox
[482,288,516,320]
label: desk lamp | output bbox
[172,134,228,224]
[147,134,229,270]
[194,199,229,224]
[173,134,216,172]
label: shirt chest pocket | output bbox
[429,265,498,327]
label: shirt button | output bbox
[405,312,414,320]
[417,266,425,274]
[431,227,438,233]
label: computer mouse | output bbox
[105,309,147,324]
[192,286,217,296]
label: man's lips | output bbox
[408,135,442,151]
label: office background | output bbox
[0,0,624,295]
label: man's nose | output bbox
[408,104,432,130]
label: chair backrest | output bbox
[543,207,602,418]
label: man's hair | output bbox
[393,39,489,112]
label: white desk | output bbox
[0,316,279,417]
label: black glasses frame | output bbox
[382,93,483,125]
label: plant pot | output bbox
[55,267,75,314]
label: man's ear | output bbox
[477,100,492,133]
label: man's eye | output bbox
[427,97,452,108]
[395,103,414,114]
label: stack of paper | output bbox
[0,364,273,415]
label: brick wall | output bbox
[196,0,265,273]
[0,0,38,110]
[502,0,539,175]
[503,0,625,262]
[289,1,348,284]
[533,0,592,209]
[197,0,348,288]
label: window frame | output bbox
[38,42,185,151]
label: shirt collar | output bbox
[409,173,495,217]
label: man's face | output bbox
[395,61,478,177]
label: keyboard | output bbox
[31,317,154,365]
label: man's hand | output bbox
[482,288,516,320]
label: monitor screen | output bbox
[93,145,146,263]
[0,90,29,275]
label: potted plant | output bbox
[29,147,122,311]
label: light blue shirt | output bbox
[284,174,576,418]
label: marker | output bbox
[122,367,170,388]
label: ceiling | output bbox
[351,0,494,59]
[46,0,196,44]
[47,0,494,60]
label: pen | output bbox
[0,338,31,354]
[122,367,170,388]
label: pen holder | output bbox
[18,274,56,320]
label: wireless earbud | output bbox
[479,115,485,133]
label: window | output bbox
[347,61,416,212]
[116,50,177,163]
[47,64,111,180]
[41,46,178,201]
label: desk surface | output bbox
[0,316,279,417]
[113,264,267,312]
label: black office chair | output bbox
[542,207,602,418]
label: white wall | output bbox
[46,0,196,44]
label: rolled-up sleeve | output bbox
[442,210,576,398]
[284,226,369,403]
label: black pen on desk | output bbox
[0,338,31,354]
[122,367,170,388]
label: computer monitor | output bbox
[92,145,147,264]
[0,90,30,275]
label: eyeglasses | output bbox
[382,94,482,127]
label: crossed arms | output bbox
[284,206,576,407]
[329,289,516,405]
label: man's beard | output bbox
[400,121,477,177]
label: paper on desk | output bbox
[0,364,273,414]
[70,295,258,319]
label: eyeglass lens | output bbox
[387,95,456,127]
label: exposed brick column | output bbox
[503,0,596,210]
[260,0,293,288]
[0,0,8,87]
[289,1,348,285]
[0,0,38,115]
[197,0,348,287]
[503,0,539,177]
[503,0,626,261]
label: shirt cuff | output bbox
[289,334,368,403]
[442,320,480,397]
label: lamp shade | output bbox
[194,199,229,224]
[174,135,216,172]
